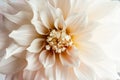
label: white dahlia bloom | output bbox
[0,0,120,80]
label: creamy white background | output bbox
[0,0,120,80]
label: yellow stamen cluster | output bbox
[46,29,73,53]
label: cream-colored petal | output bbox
[67,46,80,58]
[0,57,27,74]
[74,63,96,80]
[6,71,23,80]
[0,30,9,50]
[66,68,78,80]
[31,20,49,35]
[25,53,42,71]
[76,41,105,63]
[72,22,98,42]
[39,50,55,68]
[9,24,38,46]
[5,43,26,59]
[23,70,37,80]
[45,62,70,80]
[59,51,80,67]
[54,0,71,19]
[54,9,66,30]
[74,63,95,80]
[88,1,118,21]
[91,60,119,79]
[66,14,86,35]
[40,8,54,29]
[34,68,47,80]
[27,38,45,53]
[1,11,32,25]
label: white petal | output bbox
[23,70,37,80]
[31,20,49,35]
[26,53,42,71]
[5,43,25,59]
[76,41,105,63]
[59,51,80,67]
[39,50,55,68]
[45,63,70,80]
[27,38,45,53]
[1,11,32,25]
[74,63,95,80]
[66,68,78,80]
[54,9,66,30]
[5,71,23,80]
[66,14,86,35]
[92,60,119,79]
[88,1,118,21]
[34,68,47,80]
[0,57,27,74]
[9,24,38,46]
[0,30,9,50]
[40,8,54,29]
[54,0,71,19]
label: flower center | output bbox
[45,29,73,53]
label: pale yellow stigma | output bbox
[46,29,73,53]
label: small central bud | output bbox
[45,29,73,53]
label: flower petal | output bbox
[54,0,71,19]
[40,7,54,29]
[76,41,105,63]
[25,53,42,71]
[59,51,80,67]
[88,1,118,21]
[31,20,49,35]
[27,38,45,53]
[74,63,95,80]
[39,50,55,68]
[5,43,26,59]
[9,24,38,46]
[54,9,66,30]
[45,62,71,80]
[6,71,23,80]
[66,14,86,35]
[0,57,27,74]
[0,30,9,50]
[1,11,32,25]
[23,70,37,80]
[34,68,47,80]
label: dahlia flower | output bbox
[0,0,120,80]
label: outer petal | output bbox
[34,68,47,80]
[74,63,95,80]
[88,0,118,21]
[23,70,37,80]
[0,30,9,50]
[76,41,105,63]
[0,57,27,74]
[39,50,55,68]
[5,71,23,80]
[92,60,119,79]
[25,53,42,71]
[0,11,32,25]
[27,38,45,53]
[5,43,26,59]
[9,24,39,46]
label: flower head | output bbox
[0,0,119,80]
